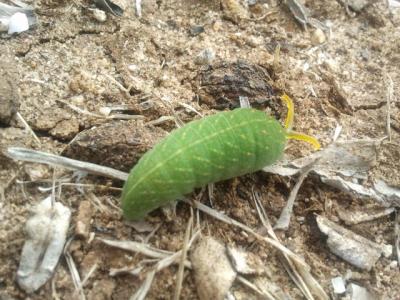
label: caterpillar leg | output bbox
[280,94,321,150]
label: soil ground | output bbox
[0,0,400,299]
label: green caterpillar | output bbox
[121,95,320,220]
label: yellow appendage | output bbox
[280,94,321,150]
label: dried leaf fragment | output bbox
[285,0,310,28]
[226,246,264,275]
[190,237,236,300]
[337,206,395,225]
[17,196,71,293]
[264,139,400,207]
[264,139,378,177]
[337,0,372,12]
[93,0,123,16]
[316,215,392,271]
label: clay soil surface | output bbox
[1,0,400,299]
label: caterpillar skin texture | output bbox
[121,108,286,220]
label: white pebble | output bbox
[128,64,139,72]
[8,12,29,34]
[389,260,398,269]
[331,276,346,294]
[93,9,107,23]
[311,28,326,45]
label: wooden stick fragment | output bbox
[173,216,193,300]
[186,199,308,268]
[385,73,394,142]
[5,147,128,181]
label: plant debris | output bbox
[6,147,128,181]
[93,0,123,16]
[17,196,71,293]
[316,215,392,270]
[336,206,395,225]
[226,246,265,275]
[190,236,236,300]
[264,139,400,207]
[0,2,36,34]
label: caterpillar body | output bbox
[121,95,320,220]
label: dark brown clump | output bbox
[194,61,283,119]
[63,120,167,172]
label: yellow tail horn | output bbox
[280,94,321,150]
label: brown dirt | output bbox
[1,0,399,299]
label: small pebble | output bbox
[311,28,326,45]
[245,35,263,48]
[389,260,398,269]
[348,283,374,300]
[212,20,223,31]
[296,216,305,224]
[75,201,92,239]
[128,64,139,72]
[189,25,205,37]
[93,8,107,23]
[8,12,29,34]
[331,276,346,294]
[194,48,215,65]
[348,0,370,12]
[360,49,369,61]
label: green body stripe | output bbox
[121,108,286,220]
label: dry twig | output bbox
[394,211,400,267]
[253,192,328,300]
[185,199,308,268]
[179,102,203,117]
[274,159,319,230]
[99,239,174,259]
[16,112,41,145]
[385,73,394,141]
[81,264,98,287]
[130,231,200,300]
[173,216,193,300]
[237,276,276,300]
[64,237,85,300]
[6,147,128,181]
[135,0,142,17]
